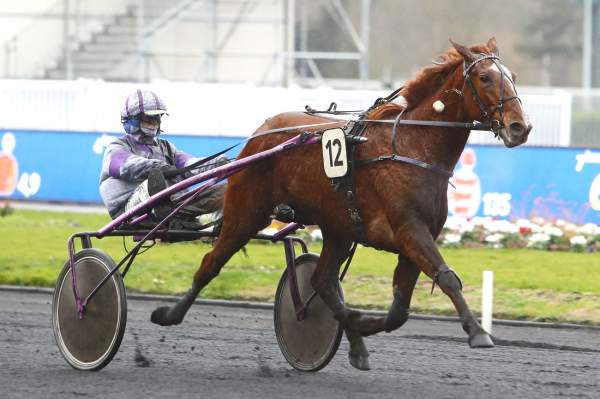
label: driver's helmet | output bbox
[120,89,168,136]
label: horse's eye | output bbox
[479,74,492,84]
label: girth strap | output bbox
[330,121,369,244]
[355,154,453,178]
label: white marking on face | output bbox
[488,63,514,84]
[487,62,524,116]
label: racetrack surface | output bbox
[1,290,599,399]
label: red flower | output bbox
[519,226,532,234]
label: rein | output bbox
[173,54,517,181]
[304,53,521,179]
[361,118,492,131]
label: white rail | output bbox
[0,79,575,148]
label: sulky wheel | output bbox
[52,248,127,371]
[274,253,343,372]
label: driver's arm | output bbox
[103,141,168,182]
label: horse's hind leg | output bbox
[310,235,371,371]
[396,223,493,348]
[150,185,273,327]
[353,253,420,336]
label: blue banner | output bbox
[0,129,598,224]
[448,145,599,224]
[0,129,242,204]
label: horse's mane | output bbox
[369,43,490,119]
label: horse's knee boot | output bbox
[434,264,463,294]
[384,289,409,332]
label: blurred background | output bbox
[0,0,598,224]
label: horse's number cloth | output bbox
[321,128,348,178]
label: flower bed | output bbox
[439,216,600,252]
[262,217,600,252]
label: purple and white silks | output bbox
[99,133,226,217]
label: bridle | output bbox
[462,54,522,135]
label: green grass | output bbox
[1,209,599,324]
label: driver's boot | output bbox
[272,203,296,223]
[148,168,171,221]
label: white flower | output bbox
[310,229,323,241]
[577,223,600,236]
[570,235,588,246]
[530,224,543,233]
[444,216,463,231]
[531,217,546,225]
[459,221,476,233]
[516,219,534,228]
[443,217,475,234]
[542,225,563,237]
[484,220,518,234]
[443,233,461,244]
[485,233,504,243]
[564,223,578,232]
[472,216,492,227]
[555,219,567,227]
[550,227,564,237]
[528,233,551,244]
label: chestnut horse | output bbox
[151,38,532,370]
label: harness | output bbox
[155,53,520,244]
[305,53,521,243]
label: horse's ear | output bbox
[450,39,476,64]
[486,37,499,56]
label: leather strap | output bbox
[335,121,368,244]
[161,143,238,179]
[355,154,453,178]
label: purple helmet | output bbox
[120,89,167,121]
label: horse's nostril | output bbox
[509,122,525,136]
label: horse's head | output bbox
[451,38,532,148]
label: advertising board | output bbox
[1,129,598,224]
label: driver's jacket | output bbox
[99,133,225,217]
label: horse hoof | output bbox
[150,306,172,326]
[469,332,494,348]
[349,353,370,371]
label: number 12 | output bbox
[325,138,344,167]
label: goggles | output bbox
[139,113,163,123]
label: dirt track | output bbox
[1,289,599,399]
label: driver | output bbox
[99,89,227,228]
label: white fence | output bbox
[467,91,572,147]
[0,79,574,146]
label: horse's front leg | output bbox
[310,236,371,371]
[351,253,420,336]
[396,222,494,348]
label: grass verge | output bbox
[1,209,599,324]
